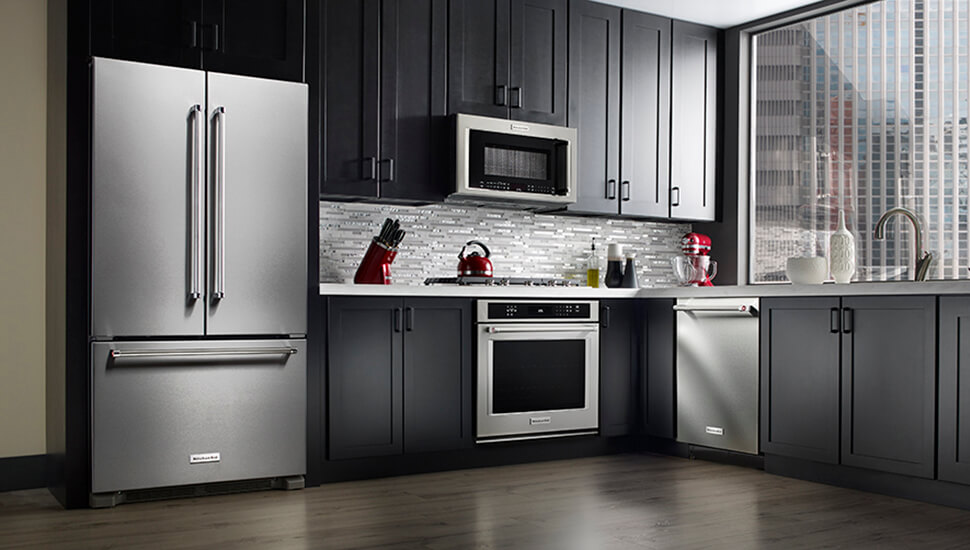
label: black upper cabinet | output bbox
[599,300,637,437]
[567,1,620,215]
[201,0,305,81]
[91,0,305,82]
[91,0,203,69]
[319,0,448,202]
[448,0,567,125]
[939,297,970,485]
[568,2,712,221]
[670,20,717,221]
[760,297,841,464]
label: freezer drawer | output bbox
[91,340,306,494]
[675,298,760,454]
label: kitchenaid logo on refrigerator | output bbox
[189,452,221,464]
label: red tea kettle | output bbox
[458,240,493,277]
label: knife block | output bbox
[354,238,398,284]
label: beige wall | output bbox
[0,0,47,458]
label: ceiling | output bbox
[594,0,825,28]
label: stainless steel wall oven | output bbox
[476,300,599,442]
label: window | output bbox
[752,0,970,282]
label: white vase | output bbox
[829,209,856,284]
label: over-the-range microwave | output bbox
[450,113,577,208]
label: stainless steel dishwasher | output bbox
[675,297,760,454]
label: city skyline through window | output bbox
[753,0,969,282]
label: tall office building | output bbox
[753,0,968,282]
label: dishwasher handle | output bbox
[673,304,758,316]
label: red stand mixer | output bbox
[671,232,717,287]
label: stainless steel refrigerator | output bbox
[89,57,307,504]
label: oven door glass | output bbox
[491,339,586,413]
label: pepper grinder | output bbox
[621,254,639,288]
[605,243,625,288]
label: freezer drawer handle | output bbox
[672,304,758,316]
[109,347,298,359]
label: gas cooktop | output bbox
[423,276,579,287]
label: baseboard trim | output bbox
[0,454,46,492]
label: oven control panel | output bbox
[484,302,593,320]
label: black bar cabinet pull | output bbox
[601,305,611,329]
[842,307,853,334]
[606,179,617,200]
[621,181,631,201]
[394,308,402,333]
[405,307,414,332]
[380,158,395,182]
[830,307,840,333]
[510,87,523,108]
[364,157,377,181]
[671,186,681,207]
[495,85,507,106]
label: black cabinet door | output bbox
[642,299,675,438]
[327,297,403,460]
[567,0,621,215]
[448,0,510,119]
[379,0,449,202]
[939,297,970,485]
[620,11,671,218]
[201,0,305,82]
[841,296,936,478]
[760,297,841,464]
[600,300,637,436]
[91,0,203,69]
[403,299,473,453]
[508,0,567,125]
[319,0,381,198]
[669,20,717,222]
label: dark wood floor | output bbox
[2,453,970,549]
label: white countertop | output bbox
[321,280,970,298]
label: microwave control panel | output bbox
[485,302,592,321]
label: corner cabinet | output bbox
[599,301,637,436]
[937,297,970,485]
[567,1,717,221]
[319,0,448,202]
[90,0,305,82]
[326,297,473,460]
[448,0,567,125]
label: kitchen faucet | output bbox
[873,207,934,281]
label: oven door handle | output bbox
[484,325,597,334]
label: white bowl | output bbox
[786,257,828,284]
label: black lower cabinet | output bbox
[326,297,472,460]
[939,297,970,485]
[642,299,675,439]
[760,297,840,464]
[599,300,636,436]
[840,296,936,479]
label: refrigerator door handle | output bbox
[213,106,227,300]
[190,104,204,300]
[109,347,298,360]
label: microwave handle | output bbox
[494,85,507,106]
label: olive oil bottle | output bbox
[586,238,601,287]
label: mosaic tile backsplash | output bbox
[320,201,691,287]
